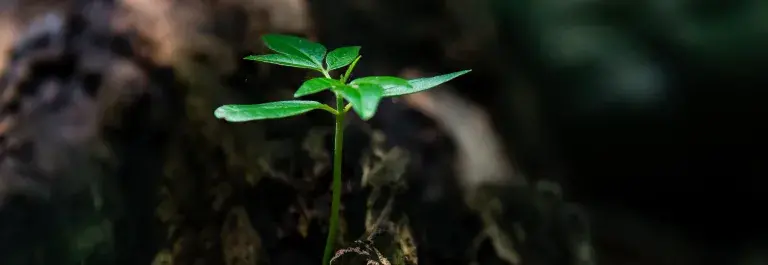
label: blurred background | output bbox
[0,0,766,265]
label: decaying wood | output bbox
[400,69,595,265]
[0,0,316,264]
[400,69,523,206]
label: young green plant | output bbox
[213,34,470,265]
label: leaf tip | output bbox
[352,107,375,121]
[213,106,228,119]
[360,113,375,121]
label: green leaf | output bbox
[383,70,472,97]
[335,84,384,120]
[325,46,360,71]
[262,34,326,69]
[294,78,344,97]
[350,76,411,90]
[214,100,326,122]
[244,54,319,70]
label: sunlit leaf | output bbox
[326,46,360,71]
[295,78,344,97]
[350,76,411,91]
[335,84,384,120]
[262,34,326,69]
[244,54,319,70]
[214,101,327,122]
[382,70,472,97]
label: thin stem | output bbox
[341,56,361,83]
[320,104,340,115]
[323,94,345,265]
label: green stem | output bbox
[323,94,345,265]
[341,56,361,83]
[320,104,340,115]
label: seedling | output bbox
[213,34,470,265]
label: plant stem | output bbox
[323,94,345,265]
[341,56,361,83]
